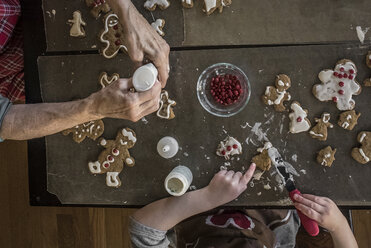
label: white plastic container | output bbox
[132,63,158,92]
[164,166,193,196]
[157,136,179,159]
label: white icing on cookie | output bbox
[157,91,176,119]
[314,61,360,110]
[274,91,285,105]
[257,142,272,153]
[100,14,127,59]
[277,80,284,86]
[289,102,311,133]
[151,19,165,36]
[309,131,324,137]
[100,73,119,88]
[359,148,370,162]
[100,138,107,146]
[216,136,242,160]
[144,0,170,9]
[122,129,137,143]
[125,158,134,165]
[106,172,120,187]
[360,133,367,143]
[342,122,350,129]
[88,161,101,173]
[68,11,86,37]
[204,0,217,12]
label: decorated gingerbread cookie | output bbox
[182,0,194,8]
[216,136,242,160]
[99,72,119,88]
[88,128,137,187]
[262,74,291,112]
[204,0,232,15]
[317,146,336,167]
[63,120,104,143]
[338,110,361,131]
[288,101,311,134]
[251,142,272,171]
[144,0,170,11]
[85,0,111,19]
[364,51,371,87]
[313,59,361,111]
[67,11,86,38]
[151,19,165,37]
[99,13,127,59]
[309,113,333,141]
[352,131,371,164]
[157,90,176,119]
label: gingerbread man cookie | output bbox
[204,0,232,15]
[262,74,291,112]
[88,128,137,187]
[151,19,165,37]
[364,51,371,87]
[216,136,242,160]
[99,13,127,59]
[144,0,170,11]
[157,90,176,119]
[309,113,333,141]
[288,101,311,134]
[67,11,86,38]
[182,0,194,8]
[317,146,336,167]
[63,120,104,143]
[352,131,371,164]
[338,110,361,131]
[99,72,119,88]
[313,59,361,111]
[85,0,110,19]
[251,142,272,171]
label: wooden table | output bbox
[24,0,371,207]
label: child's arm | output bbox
[293,194,358,248]
[132,163,256,231]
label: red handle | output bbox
[289,189,319,236]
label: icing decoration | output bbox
[262,74,291,112]
[100,13,127,59]
[88,128,137,187]
[313,59,361,110]
[288,101,311,134]
[151,19,165,37]
[182,0,194,8]
[85,0,110,19]
[67,11,86,38]
[99,72,119,88]
[351,131,371,164]
[144,0,170,11]
[216,136,242,160]
[157,90,176,119]
[309,112,333,141]
[62,120,104,143]
[204,0,232,15]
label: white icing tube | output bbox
[157,136,179,159]
[164,166,193,196]
[133,63,158,92]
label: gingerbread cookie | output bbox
[63,120,104,143]
[251,142,272,171]
[309,113,333,141]
[144,0,170,11]
[88,128,137,187]
[157,90,176,119]
[85,0,111,19]
[204,0,232,15]
[317,146,336,167]
[99,72,119,88]
[182,0,194,8]
[67,11,86,38]
[100,13,127,59]
[338,110,361,131]
[262,74,291,112]
[216,136,242,160]
[352,131,371,164]
[364,51,371,87]
[151,19,165,37]
[288,101,311,134]
[313,59,361,111]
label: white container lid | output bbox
[133,63,158,92]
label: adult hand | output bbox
[205,163,256,206]
[293,194,347,233]
[88,78,161,122]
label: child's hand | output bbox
[293,194,347,233]
[204,163,256,207]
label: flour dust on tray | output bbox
[312,59,361,111]
[216,136,242,160]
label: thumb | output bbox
[240,163,256,185]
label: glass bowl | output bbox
[197,63,251,117]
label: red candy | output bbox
[349,69,354,74]
[333,72,338,77]
[338,90,344,95]
[115,40,121,45]
[210,74,244,106]
[221,150,226,155]
[108,155,114,162]
[340,67,344,72]
[332,97,338,102]
[103,162,110,168]
[348,75,354,80]
[227,146,232,151]
[297,117,302,122]
[232,144,238,149]
[338,74,343,79]
[343,74,348,79]
[339,81,344,87]
[113,25,118,30]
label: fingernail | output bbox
[293,194,299,200]
[251,163,256,167]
